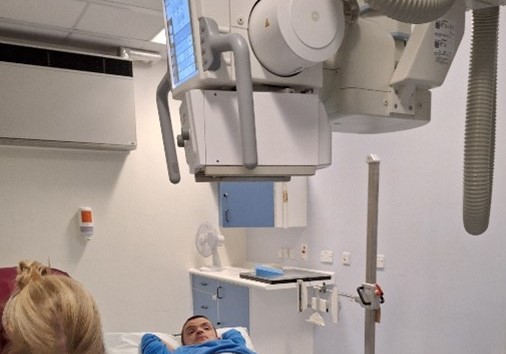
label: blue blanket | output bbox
[141,329,256,354]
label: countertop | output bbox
[189,265,334,291]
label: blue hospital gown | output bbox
[141,329,256,354]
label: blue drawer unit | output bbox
[216,282,249,328]
[192,276,219,321]
[219,182,275,227]
[191,274,249,330]
[192,288,218,321]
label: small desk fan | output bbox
[195,222,225,271]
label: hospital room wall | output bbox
[247,8,506,354]
[0,61,247,333]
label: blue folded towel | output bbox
[255,265,284,277]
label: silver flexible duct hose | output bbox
[463,7,499,236]
[365,0,456,23]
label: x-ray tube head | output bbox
[161,0,333,98]
[249,0,346,77]
[157,0,335,183]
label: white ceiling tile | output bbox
[0,0,165,54]
[0,21,70,42]
[0,0,86,28]
[76,3,163,40]
[68,30,150,48]
[100,0,163,11]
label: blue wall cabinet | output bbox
[192,274,250,329]
[219,177,307,228]
[219,181,274,227]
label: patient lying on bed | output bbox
[141,315,256,354]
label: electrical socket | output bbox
[278,248,289,259]
[300,243,308,260]
[377,255,385,269]
[342,251,351,266]
[320,250,333,264]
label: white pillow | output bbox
[104,332,178,354]
[104,327,255,354]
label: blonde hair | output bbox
[1,260,105,354]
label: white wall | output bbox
[0,60,247,333]
[2,8,505,354]
[247,8,506,354]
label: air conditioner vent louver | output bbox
[0,42,132,77]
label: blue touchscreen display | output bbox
[163,0,198,88]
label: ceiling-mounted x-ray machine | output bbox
[157,0,346,182]
[156,0,504,236]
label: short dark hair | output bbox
[180,315,214,345]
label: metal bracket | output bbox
[356,283,385,310]
[388,85,416,117]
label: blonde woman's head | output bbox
[1,260,105,354]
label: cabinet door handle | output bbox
[200,305,208,310]
[224,208,230,223]
[216,286,224,299]
[200,282,208,287]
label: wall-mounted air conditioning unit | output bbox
[0,41,137,151]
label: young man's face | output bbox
[182,317,218,345]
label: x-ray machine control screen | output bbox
[163,0,198,88]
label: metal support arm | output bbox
[156,72,181,184]
[199,17,258,169]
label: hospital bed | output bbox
[104,327,255,354]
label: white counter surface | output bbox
[189,266,334,290]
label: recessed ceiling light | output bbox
[151,29,166,44]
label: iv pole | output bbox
[336,154,384,352]
[365,154,380,354]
